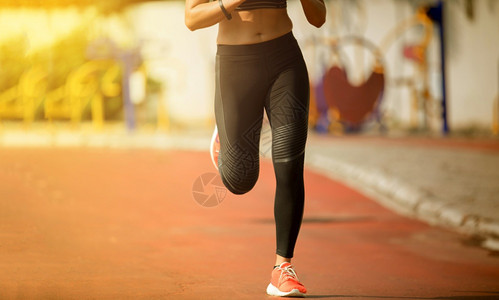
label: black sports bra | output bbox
[235,0,287,11]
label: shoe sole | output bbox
[266,283,305,297]
[210,126,218,170]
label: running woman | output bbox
[185,0,326,297]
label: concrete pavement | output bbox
[304,134,499,251]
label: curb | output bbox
[305,153,499,250]
[0,131,210,151]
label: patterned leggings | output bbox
[214,32,310,258]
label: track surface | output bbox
[0,148,498,299]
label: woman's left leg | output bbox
[264,34,310,297]
[265,44,310,261]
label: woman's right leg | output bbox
[214,51,268,194]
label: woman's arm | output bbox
[185,0,246,31]
[299,0,326,28]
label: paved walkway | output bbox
[1,147,498,299]
[305,134,499,251]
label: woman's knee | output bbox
[273,154,305,184]
[220,166,259,194]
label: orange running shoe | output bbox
[266,262,307,297]
[210,126,220,170]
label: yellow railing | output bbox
[45,60,121,129]
[0,66,48,126]
[0,60,124,130]
[0,60,172,132]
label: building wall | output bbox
[445,0,499,131]
[129,0,499,133]
[128,1,217,128]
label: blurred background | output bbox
[1,1,499,298]
[0,0,497,139]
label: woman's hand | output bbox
[299,0,326,28]
[185,0,247,31]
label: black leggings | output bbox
[215,32,309,258]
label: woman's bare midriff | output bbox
[217,8,293,45]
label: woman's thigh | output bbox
[266,63,310,164]
[214,54,269,193]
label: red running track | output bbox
[0,148,498,299]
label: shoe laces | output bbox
[277,264,300,284]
